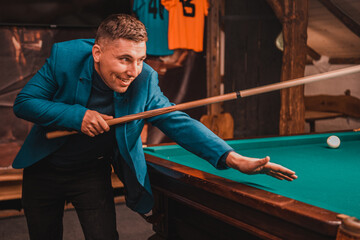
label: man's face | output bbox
[92,38,146,93]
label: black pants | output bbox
[22,158,119,240]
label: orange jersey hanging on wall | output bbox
[161,0,209,52]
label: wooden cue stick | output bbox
[46,65,360,139]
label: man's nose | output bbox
[126,62,141,77]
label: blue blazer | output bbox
[13,39,233,213]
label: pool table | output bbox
[144,131,360,240]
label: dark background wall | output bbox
[0,0,131,27]
[224,0,283,138]
[0,26,98,167]
[0,1,133,152]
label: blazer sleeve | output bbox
[144,70,233,168]
[13,44,87,131]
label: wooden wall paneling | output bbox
[223,0,282,138]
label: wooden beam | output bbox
[267,0,308,135]
[305,46,360,64]
[307,45,321,61]
[329,58,360,65]
[279,0,308,135]
[206,0,222,115]
[318,0,360,37]
[266,0,284,20]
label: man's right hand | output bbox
[81,110,114,137]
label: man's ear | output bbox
[92,44,101,63]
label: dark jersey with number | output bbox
[133,0,174,56]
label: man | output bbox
[13,14,297,240]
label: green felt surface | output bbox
[144,132,360,219]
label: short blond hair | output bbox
[95,14,148,43]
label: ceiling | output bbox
[307,0,360,61]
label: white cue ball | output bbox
[327,135,341,148]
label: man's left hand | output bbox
[225,151,298,181]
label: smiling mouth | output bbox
[113,74,133,85]
[119,78,133,87]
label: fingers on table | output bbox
[266,170,296,181]
[265,163,297,181]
